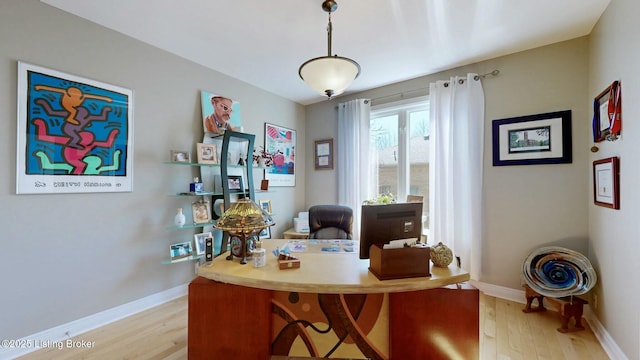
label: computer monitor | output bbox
[359,202,423,259]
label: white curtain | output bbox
[429,74,485,280]
[337,99,371,238]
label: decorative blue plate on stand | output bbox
[522,246,597,298]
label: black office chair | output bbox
[308,205,353,239]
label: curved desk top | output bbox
[197,239,469,294]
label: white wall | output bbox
[589,0,640,358]
[307,7,640,355]
[0,0,304,340]
[306,39,590,282]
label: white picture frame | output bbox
[171,150,191,163]
[16,61,134,194]
[170,241,193,261]
[196,143,218,164]
[194,232,212,256]
[259,227,271,239]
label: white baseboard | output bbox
[583,306,629,360]
[1,281,627,360]
[470,280,527,304]
[0,284,187,360]
[471,280,628,360]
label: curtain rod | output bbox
[367,69,500,104]
[475,69,500,80]
[335,69,500,107]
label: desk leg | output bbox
[389,284,479,360]
[188,277,272,359]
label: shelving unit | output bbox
[161,254,204,264]
[165,130,261,263]
[164,189,214,264]
[218,130,255,254]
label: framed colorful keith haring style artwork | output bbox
[16,61,133,194]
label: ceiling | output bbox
[41,0,610,106]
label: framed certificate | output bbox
[314,138,334,170]
[593,157,620,209]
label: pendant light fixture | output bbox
[298,0,361,99]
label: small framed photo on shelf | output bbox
[314,138,334,170]
[259,199,272,214]
[227,175,244,193]
[593,156,620,209]
[170,241,193,261]
[196,143,218,164]
[192,199,212,224]
[170,150,191,163]
[194,232,212,256]
[258,227,271,239]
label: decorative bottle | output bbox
[174,207,186,226]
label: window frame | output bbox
[370,97,429,202]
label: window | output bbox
[370,97,429,229]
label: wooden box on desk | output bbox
[368,244,431,280]
[278,253,301,270]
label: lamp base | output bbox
[226,233,257,265]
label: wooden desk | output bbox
[190,240,478,360]
[283,227,310,239]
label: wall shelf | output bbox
[164,130,259,264]
[162,254,204,264]
[165,221,216,231]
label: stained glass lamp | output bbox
[215,198,275,264]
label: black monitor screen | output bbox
[359,202,423,259]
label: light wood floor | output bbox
[18,292,610,360]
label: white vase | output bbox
[174,208,186,226]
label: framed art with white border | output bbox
[492,110,572,166]
[16,61,133,194]
[264,123,296,186]
[196,143,218,164]
[593,156,620,209]
[258,226,271,239]
[259,199,272,214]
[170,241,193,261]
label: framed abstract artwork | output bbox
[492,110,572,166]
[264,123,296,186]
[16,61,133,194]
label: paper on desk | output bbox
[382,238,419,249]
